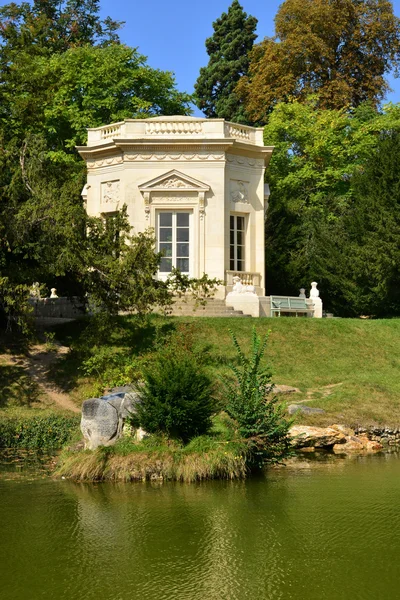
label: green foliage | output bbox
[50,314,400,429]
[166,268,223,308]
[80,347,142,391]
[223,328,292,466]
[133,332,215,443]
[194,0,257,123]
[0,0,191,334]
[343,130,400,316]
[83,214,172,316]
[0,414,80,449]
[0,277,33,334]
[0,0,122,55]
[263,99,400,315]
[43,331,57,353]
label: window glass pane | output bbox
[160,257,172,272]
[177,213,189,227]
[237,216,245,231]
[237,260,245,271]
[237,230,243,245]
[230,230,235,245]
[177,258,189,272]
[230,259,235,270]
[159,213,172,227]
[159,242,172,257]
[177,243,189,257]
[237,246,244,260]
[159,228,172,242]
[177,228,189,242]
[230,215,234,229]
[230,245,234,260]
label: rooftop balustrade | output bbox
[86,117,265,147]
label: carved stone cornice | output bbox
[123,151,225,162]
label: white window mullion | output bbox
[158,211,191,277]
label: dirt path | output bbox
[0,345,80,413]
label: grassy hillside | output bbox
[48,315,400,428]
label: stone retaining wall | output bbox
[29,297,86,319]
[355,426,400,446]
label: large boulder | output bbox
[289,425,346,448]
[81,398,119,450]
[80,387,140,450]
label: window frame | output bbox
[230,214,246,271]
[157,210,192,278]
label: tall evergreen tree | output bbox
[194,0,257,123]
[344,130,400,316]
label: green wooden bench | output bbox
[270,296,314,317]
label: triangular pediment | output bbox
[138,170,210,192]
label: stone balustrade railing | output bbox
[145,121,204,135]
[225,270,261,287]
[100,123,124,140]
[86,118,265,146]
[224,123,253,141]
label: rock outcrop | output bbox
[289,425,346,448]
[333,435,383,454]
[80,387,139,450]
[289,424,383,453]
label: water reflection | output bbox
[1,453,400,600]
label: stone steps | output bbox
[168,298,251,317]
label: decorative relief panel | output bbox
[89,156,123,169]
[162,177,192,189]
[101,180,120,205]
[230,180,249,204]
[226,154,264,168]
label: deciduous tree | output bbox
[238,0,400,124]
[0,1,191,331]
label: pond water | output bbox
[1,451,400,600]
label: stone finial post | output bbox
[30,282,41,299]
[299,288,306,299]
[309,282,323,318]
[50,288,58,299]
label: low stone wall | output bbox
[355,426,400,446]
[29,297,86,319]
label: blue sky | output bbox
[96,0,400,113]
[1,0,400,113]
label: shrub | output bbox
[223,328,292,466]
[0,414,80,449]
[133,340,214,443]
[80,346,141,389]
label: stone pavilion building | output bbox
[77,115,272,305]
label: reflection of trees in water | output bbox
[60,478,294,599]
[2,457,400,599]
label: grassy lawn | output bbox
[47,315,400,428]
